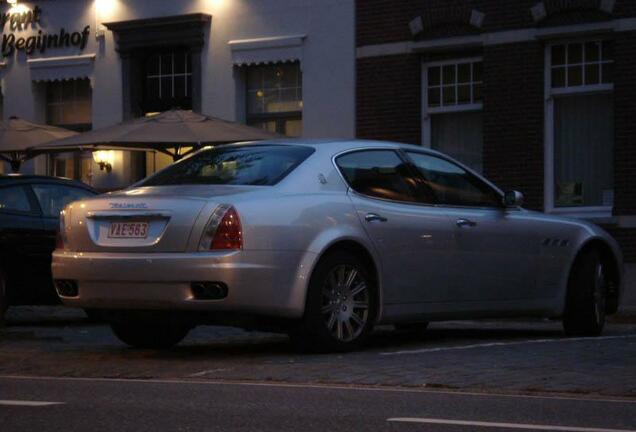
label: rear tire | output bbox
[110,315,191,349]
[291,251,377,352]
[563,248,607,337]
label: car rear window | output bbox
[141,145,314,187]
[32,184,95,217]
[0,185,33,213]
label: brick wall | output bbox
[356,54,422,144]
[482,42,545,211]
[356,43,546,210]
[356,0,539,46]
[604,227,636,263]
[357,0,636,47]
[356,0,636,260]
[613,31,636,217]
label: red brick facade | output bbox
[357,55,421,145]
[357,0,636,46]
[356,0,636,261]
[482,42,545,211]
[613,31,636,217]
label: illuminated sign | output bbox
[1,5,91,57]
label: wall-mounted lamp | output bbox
[7,0,18,5]
[93,150,114,173]
[95,0,119,39]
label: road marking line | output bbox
[381,334,636,356]
[188,368,232,377]
[1,375,636,404]
[387,418,636,431]
[0,400,64,407]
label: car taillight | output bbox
[198,205,243,251]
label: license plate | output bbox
[108,222,149,239]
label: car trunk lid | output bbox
[66,185,259,253]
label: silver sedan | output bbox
[52,140,624,351]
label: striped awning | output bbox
[228,35,305,67]
[27,54,95,82]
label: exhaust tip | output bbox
[191,281,228,300]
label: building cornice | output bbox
[103,13,211,32]
[357,17,636,58]
[104,13,212,53]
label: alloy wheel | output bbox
[320,265,370,342]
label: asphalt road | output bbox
[2,307,636,431]
[1,376,636,432]
[3,309,636,397]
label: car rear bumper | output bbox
[52,250,313,318]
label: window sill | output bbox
[426,103,483,115]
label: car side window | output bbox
[0,185,34,214]
[406,152,502,208]
[336,150,421,203]
[32,184,94,218]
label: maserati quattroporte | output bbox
[52,140,623,350]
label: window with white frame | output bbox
[546,40,614,214]
[246,62,303,137]
[550,41,613,90]
[144,49,192,114]
[423,58,484,173]
[427,60,483,109]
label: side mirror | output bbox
[503,190,524,208]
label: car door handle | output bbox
[456,218,477,227]
[365,213,388,223]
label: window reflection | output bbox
[336,150,420,203]
[407,152,501,207]
[142,145,314,186]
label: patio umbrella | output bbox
[37,109,280,161]
[0,117,78,173]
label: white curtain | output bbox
[554,93,614,207]
[431,111,483,173]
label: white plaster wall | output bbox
[1,0,356,164]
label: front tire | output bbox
[110,315,191,349]
[291,251,377,352]
[563,249,607,337]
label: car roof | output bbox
[228,139,503,195]
[0,175,96,191]
[225,138,447,157]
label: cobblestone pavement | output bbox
[1,307,635,398]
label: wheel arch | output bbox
[566,238,622,315]
[299,237,384,323]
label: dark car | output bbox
[0,175,97,319]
